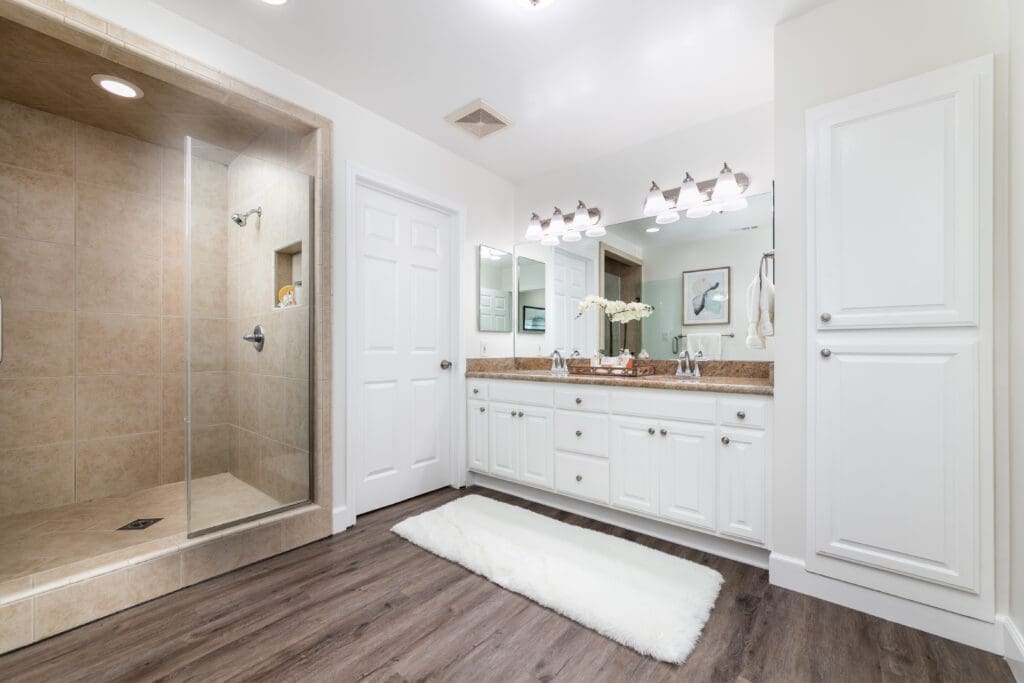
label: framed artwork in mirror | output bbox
[683,266,730,325]
[522,306,546,332]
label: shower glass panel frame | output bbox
[185,135,315,538]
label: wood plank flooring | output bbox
[0,486,1013,682]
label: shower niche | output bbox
[274,242,304,308]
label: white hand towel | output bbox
[745,274,765,350]
[686,333,722,361]
[758,257,775,337]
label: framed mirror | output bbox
[513,188,774,360]
[478,245,513,333]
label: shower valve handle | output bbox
[243,324,265,352]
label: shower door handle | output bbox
[243,324,265,352]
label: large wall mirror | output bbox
[478,245,514,333]
[513,189,774,360]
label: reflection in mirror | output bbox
[513,190,774,360]
[478,245,513,333]
[517,256,546,333]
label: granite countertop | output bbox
[465,369,774,396]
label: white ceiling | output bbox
[150,0,828,182]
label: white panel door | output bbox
[354,184,453,514]
[717,427,766,543]
[479,288,511,333]
[609,417,659,515]
[519,406,554,489]
[467,399,489,472]
[809,341,980,592]
[659,420,716,531]
[552,249,589,354]
[489,402,518,480]
[807,56,992,329]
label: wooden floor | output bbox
[0,487,1012,682]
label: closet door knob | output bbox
[736,411,746,420]
[660,428,668,436]
[648,427,656,435]
[472,388,479,394]
[575,397,582,405]
[575,430,582,437]
[820,312,832,323]
[518,411,524,418]
[479,407,485,413]
[821,348,832,358]
[575,474,583,482]
[721,436,731,445]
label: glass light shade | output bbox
[686,204,713,219]
[676,172,702,209]
[548,208,566,236]
[573,201,591,227]
[711,162,741,202]
[643,182,668,217]
[540,233,559,246]
[562,227,582,242]
[525,213,543,241]
[655,210,680,225]
[722,197,748,213]
[585,224,607,237]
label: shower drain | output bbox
[117,518,162,531]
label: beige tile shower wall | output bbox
[226,133,312,505]
[0,97,232,516]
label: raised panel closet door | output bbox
[807,56,992,329]
[488,402,518,480]
[519,406,554,489]
[717,428,765,544]
[467,399,489,472]
[809,341,981,593]
[609,417,658,514]
[658,420,716,530]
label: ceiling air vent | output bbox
[445,99,511,139]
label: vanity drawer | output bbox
[554,387,610,412]
[609,389,717,424]
[467,380,488,400]
[489,380,554,407]
[555,452,610,504]
[718,397,768,429]
[555,410,609,456]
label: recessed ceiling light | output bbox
[91,74,143,99]
[646,226,660,233]
[261,0,289,4]
[517,0,556,9]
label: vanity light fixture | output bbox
[642,163,750,223]
[711,162,741,202]
[525,202,603,245]
[260,0,289,5]
[677,172,702,210]
[643,181,669,217]
[656,210,680,225]
[91,74,143,99]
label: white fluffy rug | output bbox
[391,494,723,664]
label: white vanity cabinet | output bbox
[467,379,771,548]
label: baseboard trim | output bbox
[1002,615,1024,682]
[770,552,1003,654]
[470,473,770,569]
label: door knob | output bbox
[479,407,485,413]
[821,348,832,358]
[242,324,265,352]
[736,411,746,420]
[518,411,524,418]
[721,436,731,445]
[660,428,668,436]
[820,312,832,323]
[440,359,452,370]
[472,388,479,394]
[575,430,582,437]
[648,427,656,435]
[575,474,583,482]
[511,410,517,417]
[575,397,582,405]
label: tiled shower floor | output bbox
[0,474,282,596]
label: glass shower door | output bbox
[186,136,313,536]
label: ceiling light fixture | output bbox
[642,164,750,223]
[91,74,143,99]
[260,0,289,5]
[646,226,661,233]
[516,0,556,9]
[524,202,603,245]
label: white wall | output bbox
[514,102,773,232]
[773,0,1011,625]
[67,0,516,530]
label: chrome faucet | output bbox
[550,349,565,374]
[676,350,692,377]
[693,350,703,378]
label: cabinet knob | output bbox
[575,397,582,405]
[721,436,731,445]
[510,410,517,417]
[660,428,668,436]
[821,348,832,358]
[648,427,656,435]
[736,411,746,420]
[479,407,485,413]
[518,411,524,418]
[575,430,582,437]
[575,474,583,482]
[820,312,832,323]
[472,388,479,394]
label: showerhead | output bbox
[231,207,261,227]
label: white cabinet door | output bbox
[489,402,518,480]
[809,341,981,593]
[467,399,489,472]
[609,417,659,515]
[519,406,554,489]
[717,427,765,544]
[807,56,992,330]
[659,420,716,531]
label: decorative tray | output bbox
[567,361,656,377]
